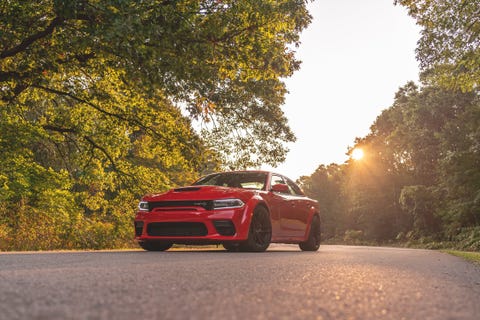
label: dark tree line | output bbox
[299,84,479,249]
[300,0,479,250]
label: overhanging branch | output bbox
[1,17,64,59]
[33,84,167,141]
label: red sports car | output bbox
[134,171,320,252]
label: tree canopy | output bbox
[0,0,311,250]
[299,0,479,249]
[1,0,310,167]
[395,0,480,91]
[299,84,479,249]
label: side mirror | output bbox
[271,184,290,194]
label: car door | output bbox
[283,177,310,238]
[264,174,293,240]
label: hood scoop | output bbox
[173,187,201,192]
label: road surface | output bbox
[1,245,479,319]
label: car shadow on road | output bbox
[129,243,323,254]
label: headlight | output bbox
[138,201,150,211]
[213,198,245,209]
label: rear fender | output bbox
[303,206,320,241]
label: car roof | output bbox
[199,170,296,181]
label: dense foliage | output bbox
[299,0,479,250]
[300,84,480,250]
[2,0,477,251]
[0,0,311,250]
[395,0,479,92]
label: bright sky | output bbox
[262,0,421,180]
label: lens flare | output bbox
[352,148,364,160]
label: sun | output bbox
[351,148,364,160]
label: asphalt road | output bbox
[1,245,479,320]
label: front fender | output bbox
[235,194,267,240]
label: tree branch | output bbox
[33,84,133,122]
[33,84,167,141]
[0,82,29,103]
[42,125,76,133]
[83,135,118,172]
[1,17,64,59]
[83,135,138,186]
[0,71,23,82]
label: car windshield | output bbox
[193,172,268,190]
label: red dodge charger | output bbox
[134,171,320,252]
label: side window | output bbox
[270,174,285,187]
[285,178,305,196]
[270,174,292,195]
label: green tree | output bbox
[1,0,311,167]
[342,142,405,241]
[0,0,312,250]
[399,185,440,236]
[395,0,480,92]
[301,82,478,246]
[298,164,345,239]
[350,83,479,243]
[436,92,480,233]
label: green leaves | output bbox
[300,83,479,245]
[0,0,311,250]
[396,0,480,92]
[1,0,310,167]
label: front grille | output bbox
[147,222,208,237]
[149,200,213,211]
[134,221,144,237]
[213,220,236,236]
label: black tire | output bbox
[241,206,272,252]
[139,241,173,251]
[223,243,241,252]
[299,215,321,251]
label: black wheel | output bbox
[223,243,241,252]
[241,206,272,252]
[299,215,321,251]
[139,241,173,251]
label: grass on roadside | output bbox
[442,250,480,265]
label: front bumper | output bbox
[134,206,251,243]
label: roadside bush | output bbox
[0,196,137,251]
[452,227,480,251]
[343,230,364,244]
[0,223,10,251]
[8,201,63,250]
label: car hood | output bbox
[142,185,257,202]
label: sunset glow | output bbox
[351,148,364,160]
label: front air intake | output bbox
[134,221,144,237]
[147,222,208,236]
[213,220,236,236]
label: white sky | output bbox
[262,0,421,180]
